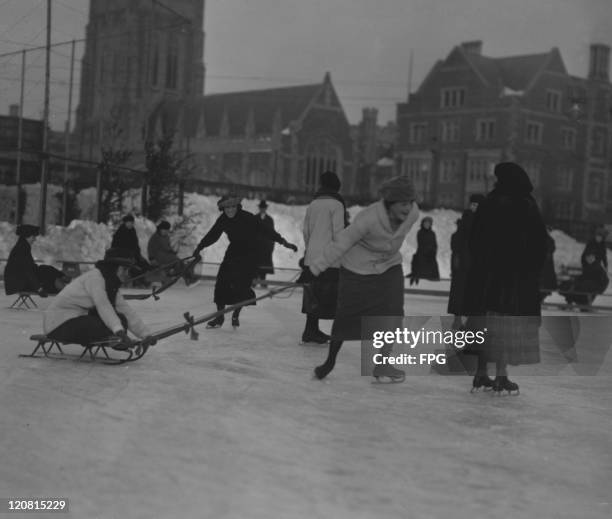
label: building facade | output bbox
[147,73,357,201]
[397,40,612,235]
[74,0,205,159]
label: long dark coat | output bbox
[197,209,286,306]
[4,236,40,295]
[111,224,150,272]
[255,213,276,276]
[539,232,558,297]
[464,176,548,365]
[447,211,475,315]
[411,226,440,281]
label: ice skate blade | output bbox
[206,323,223,329]
[491,389,520,396]
[372,375,405,384]
[470,387,493,393]
[299,340,329,346]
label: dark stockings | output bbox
[314,340,343,379]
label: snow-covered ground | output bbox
[0,192,594,280]
[0,284,610,518]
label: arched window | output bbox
[303,137,340,191]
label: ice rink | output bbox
[0,281,611,519]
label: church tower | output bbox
[75,0,205,158]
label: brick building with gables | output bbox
[397,40,612,237]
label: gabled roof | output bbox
[441,44,565,92]
[196,83,324,137]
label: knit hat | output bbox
[421,216,433,228]
[258,200,268,209]
[100,248,135,267]
[122,214,135,223]
[469,193,485,204]
[379,176,416,203]
[320,171,341,192]
[217,193,241,210]
[494,162,533,194]
[157,220,171,232]
[16,224,40,238]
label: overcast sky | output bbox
[0,0,611,128]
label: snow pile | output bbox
[0,192,592,279]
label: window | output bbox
[304,138,339,192]
[476,119,495,142]
[467,158,495,183]
[546,90,561,112]
[440,120,460,143]
[440,87,465,108]
[588,172,605,202]
[165,34,179,89]
[523,161,541,187]
[526,122,543,144]
[439,158,459,183]
[409,123,427,144]
[403,158,430,180]
[151,40,159,86]
[561,127,576,150]
[557,167,574,191]
[554,200,574,219]
[591,128,608,156]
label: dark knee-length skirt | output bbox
[331,264,404,341]
[214,255,257,306]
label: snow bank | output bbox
[0,192,592,279]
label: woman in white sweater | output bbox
[308,176,419,381]
[44,248,154,350]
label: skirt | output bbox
[465,312,541,366]
[214,255,257,306]
[331,264,404,341]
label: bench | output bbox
[20,334,149,365]
[9,292,39,310]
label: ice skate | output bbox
[231,315,240,329]
[206,316,224,329]
[313,361,334,380]
[492,376,520,395]
[372,364,405,383]
[470,374,494,393]
[300,330,329,345]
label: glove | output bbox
[284,241,298,252]
[38,288,48,298]
[140,335,157,348]
[297,266,316,284]
[113,330,134,351]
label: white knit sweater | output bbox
[43,268,150,338]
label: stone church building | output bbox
[74,0,359,200]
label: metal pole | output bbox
[61,39,76,226]
[15,49,26,225]
[38,0,52,233]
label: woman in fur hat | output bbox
[4,224,69,297]
[463,162,548,394]
[44,248,156,350]
[307,176,420,382]
[193,194,298,328]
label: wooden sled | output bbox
[20,334,149,365]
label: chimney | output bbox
[589,44,610,81]
[461,40,483,55]
[9,104,19,117]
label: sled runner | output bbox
[9,292,39,310]
[20,334,149,365]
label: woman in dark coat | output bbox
[4,224,68,296]
[193,194,298,328]
[447,194,485,326]
[408,217,440,285]
[581,228,608,271]
[464,162,548,394]
[253,200,276,288]
[111,214,151,284]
